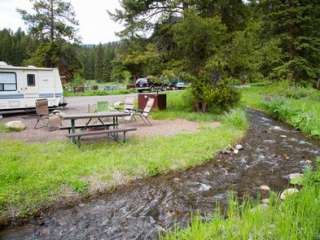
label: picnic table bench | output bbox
[60,112,136,145]
[67,127,137,146]
[60,123,116,134]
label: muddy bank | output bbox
[0,109,319,240]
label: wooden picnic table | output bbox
[60,112,131,143]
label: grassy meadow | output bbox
[0,98,247,220]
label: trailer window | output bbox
[27,74,36,86]
[0,72,17,91]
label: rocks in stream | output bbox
[259,185,271,199]
[235,144,244,150]
[221,144,244,155]
[280,188,299,200]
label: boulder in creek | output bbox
[280,188,299,200]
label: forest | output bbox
[0,0,320,111]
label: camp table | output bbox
[60,112,131,143]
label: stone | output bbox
[222,149,232,154]
[5,120,26,131]
[280,188,299,200]
[261,198,270,205]
[288,173,304,185]
[259,185,271,199]
[288,173,303,180]
[233,149,239,154]
[259,185,271,191]
[198,183,211,192]
[235,144,244,150]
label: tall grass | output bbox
[241,82,320,138]
[0,111,246,220]
[164,164,320,240]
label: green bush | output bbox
[204,85,240,111]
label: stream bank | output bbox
[0,109,319,240]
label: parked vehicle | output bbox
[135,77,167,92]
[135,77,149,88]
[0,62,64,111]
[169,80,188,90]
[175,81,187,89]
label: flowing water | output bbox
[1,109,319,240]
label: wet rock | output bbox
[288,173,303,180]
[271,126,282,131]
[280,188,299,200]
[233,149,239,154]
[288,173,304,185]
[235,144,244,150]
[280,135,287,138]
[5,121,26,131]
[259,185,271,199]
[222,149,232,154]
[198,183,211,192]
[261,199,270,205]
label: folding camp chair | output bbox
[134,97,155,125]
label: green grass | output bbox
[152,90,221,122]
[0,110,247,220]
[241,81,320,138]
[0,123,8,133]
[64,88,135,97]
[164,164,320,240]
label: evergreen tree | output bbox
[95,44,105,81]
[0,29,37,66]
[18,0,79,42]
[262,0,320,84]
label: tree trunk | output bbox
[50,0,54,42]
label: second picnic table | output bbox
[60,111,132,143]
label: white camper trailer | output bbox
[0,62,64,112]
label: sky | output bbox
[0,0,124,44]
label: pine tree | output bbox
[18,0,79,42]
[95,44,105,81]
[262,0,320,83]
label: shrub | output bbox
[192,84,240,113]
[204,85,240,111]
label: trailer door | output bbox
[24,72,39,98]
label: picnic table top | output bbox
[60,111,130,120]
